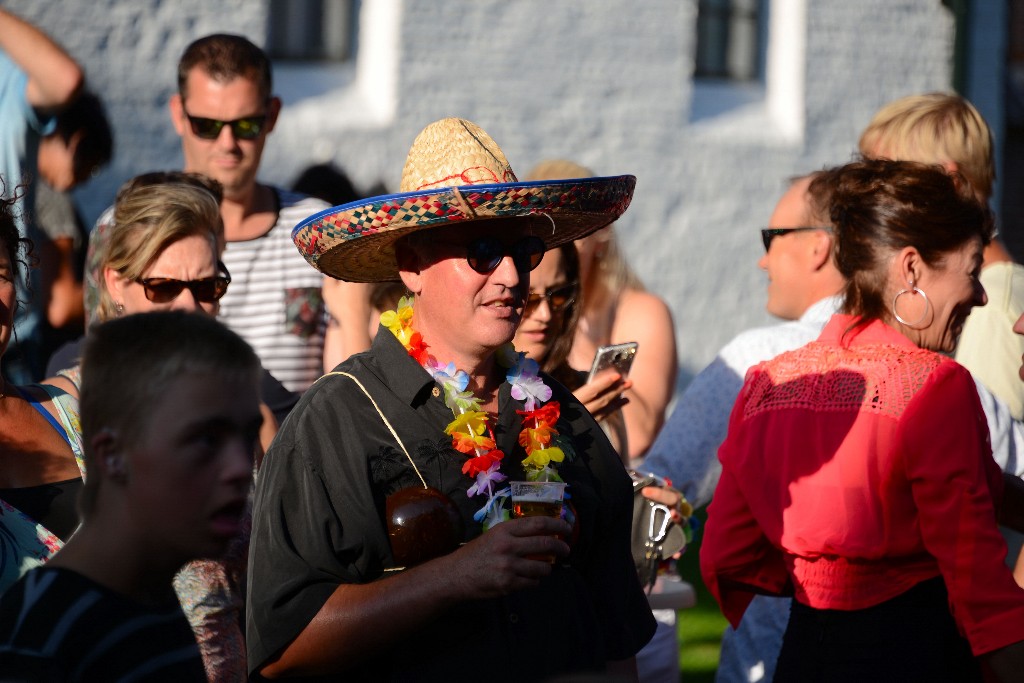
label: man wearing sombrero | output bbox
[247,118,656,680]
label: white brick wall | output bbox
[8,0,971,386]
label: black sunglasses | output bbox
[135,273,231,304]
[525,282,577,314]
[466,235,546,274]
[184,111,267,141]
[760,227,831,252]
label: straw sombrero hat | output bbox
[292,118,636,282]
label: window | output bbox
[267,0,356,62]
[694,0,763,81]
[688,0,804,142]
[267,0,397,125]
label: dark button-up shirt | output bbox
[247,328,655,681]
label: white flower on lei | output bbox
[507,356,551,410]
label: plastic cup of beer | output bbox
[510,481,566,519]
[510,481,566,563]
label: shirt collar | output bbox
[371,325,436,406]
[371,325,522,411]
[800,294,843,326]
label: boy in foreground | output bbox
[0,311,262,682]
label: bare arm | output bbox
[41,236,84,329]
[256,403,277,462]
[322,279,374,371]
[260,516,571,678]
[0,9,82,110]
[1014,545,1024,588]
[611,290,678,459]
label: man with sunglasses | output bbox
[163,34,333,393]
[86,34,333,393]
[247,118,656,681]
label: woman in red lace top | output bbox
[701,158,1024,682]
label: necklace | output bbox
[382,296,568,528]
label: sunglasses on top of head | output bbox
[135,262,231,304]
[465,235,547,274]
[184,110,268,140]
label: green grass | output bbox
[675,507,727,683]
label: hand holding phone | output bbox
[574,371,630,421]
[587,342,639,384]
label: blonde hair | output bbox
[526,159,645,315]
[526,159,595,183]
[858,93,994,200]
[96,182,223,321]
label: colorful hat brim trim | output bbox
[293,175,636,282]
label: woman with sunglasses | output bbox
[46,179,238,398]
[527,160,678,462]
[512,242,631,458]
[44,177,258,683]
[98,184,229,320]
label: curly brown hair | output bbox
[0,182,36,295]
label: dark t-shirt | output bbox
[0,567,206,682]
[247,328,655,681]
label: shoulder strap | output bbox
[57,365,82,392]
[319,371,428,489]
[14,385,67,437]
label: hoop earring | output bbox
[892,284,930,328]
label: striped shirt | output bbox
[218,189,330,393]
[0,566,206,682]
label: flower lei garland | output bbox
[381,296,569,528]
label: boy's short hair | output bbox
[77,311,260,517]
[858,93,994,200]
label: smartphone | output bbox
[587,341,638,383]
